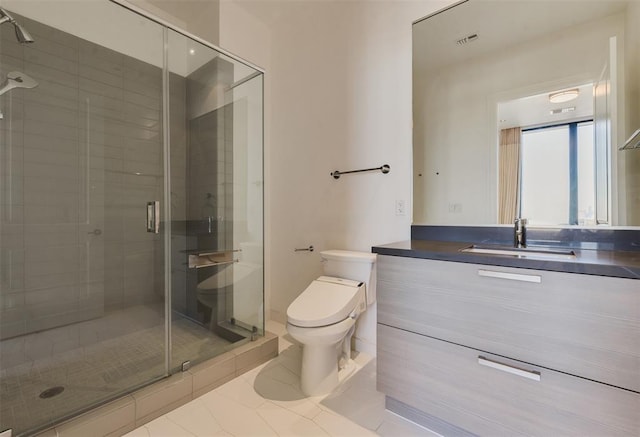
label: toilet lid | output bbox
[287,276,364,328]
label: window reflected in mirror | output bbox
[497,85,597,226]
[516,121,595,226]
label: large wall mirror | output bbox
[413,0,639,227]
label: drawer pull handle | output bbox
[478,356,541,381]
[478,269,541,283]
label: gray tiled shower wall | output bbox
[0,13,193,340]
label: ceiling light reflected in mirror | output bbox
[549,88,580,103]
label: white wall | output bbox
[218,0,453,355]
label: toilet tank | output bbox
[320,250,377,304]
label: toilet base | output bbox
[300,344,358,397]
[288,317,357,397]
[300,343,340,396]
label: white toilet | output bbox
[286,250,377,396]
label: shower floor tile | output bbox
[0,304,234,436]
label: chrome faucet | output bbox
[514,217,527,248]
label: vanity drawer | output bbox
[377,255,640,392]
[377,324,640,436]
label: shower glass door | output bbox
[167,29,264,371]
[0,0,264,435]
[0,2,168,435]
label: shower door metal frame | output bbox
[161,25,172,377]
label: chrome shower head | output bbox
[0,8,34,44]
[13,21,34,44]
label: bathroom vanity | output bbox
[373,230,640,436]
[396,0,640,433]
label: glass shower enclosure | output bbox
[0,1,263,435]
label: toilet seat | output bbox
[287,317,356,345]
[287,276,365,328]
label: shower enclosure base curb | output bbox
[30,333,278,437]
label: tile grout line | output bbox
[161,414,197,437]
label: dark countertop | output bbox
[372,240,640,280]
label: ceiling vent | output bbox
[550,107,576,115]
[456,33,479,45]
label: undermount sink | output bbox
[460,245,576,261]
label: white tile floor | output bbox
[125,322,440,437]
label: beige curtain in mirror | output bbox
[498,127,521,224]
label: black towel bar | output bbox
[331,164,390,179]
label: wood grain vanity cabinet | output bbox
[376,255,640,436]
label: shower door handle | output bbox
[147,201,160,233]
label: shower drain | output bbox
[39,386,65,399]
